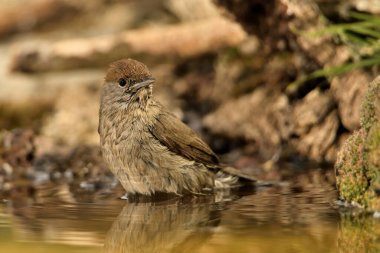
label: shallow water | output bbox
[1,177,380,253]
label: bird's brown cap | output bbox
[105,58,152,82]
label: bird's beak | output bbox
[129,77,155,92]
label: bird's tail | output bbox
[214,166,277,188]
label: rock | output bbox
[204,87,291,158]
[214,0,288,48]
[335,76,380,210]
[361,77,380,132]
[335,129,369,206]
[0,99,53,131]
[324,133,349,163]
[33,144,112,185]
[293,110,339,162]
[0,0,79,39]
[60,145,113,194]
[202,55,243,104]
[292,89,335,135]
[215,0,351,64]
[204,85,341,161]
[10,17,247,72]
[41,84,100,146]
[0,60,103,131]
[350,0,380,14]
[165,0,220,21]
[0,129,36,198]
[0,129,35,168]
[290,89,339,162]
[331,70,370,131]
[282,0,351,67]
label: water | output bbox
[1,173,380,253]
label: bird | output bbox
[98,58,257,197]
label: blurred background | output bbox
[0,0,379,198]
[1,0,380,252]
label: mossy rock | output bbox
[336,129,369,205]
[361,77,380,132]
[335,76,380,210]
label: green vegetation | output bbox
[289,12,380,91]
[335,77,380,210]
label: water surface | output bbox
[1,171,379,253]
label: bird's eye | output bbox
[118,78,127,87]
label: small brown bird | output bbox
[99,58,256,197]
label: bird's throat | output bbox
[133,87,151,110]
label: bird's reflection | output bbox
[104,196,222,253]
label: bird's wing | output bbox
[148,109,219,166]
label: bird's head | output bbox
[101,58,155,107]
